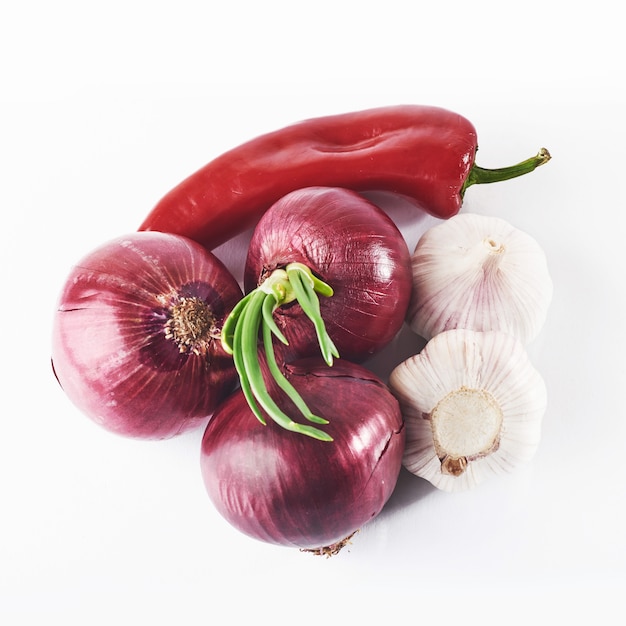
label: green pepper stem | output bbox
[461,147,551,198]
[220,263,337,441]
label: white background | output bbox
[2,1,625,624]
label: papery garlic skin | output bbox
[389,329,547,492]
[407,213,553,344]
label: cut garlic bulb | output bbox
[389,329,547,492]
[407,213,553,344]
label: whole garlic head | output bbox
[407,213,553,344]
[389,328,547,492]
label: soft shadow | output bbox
[212,226,255,285]
[378,467,436,521]
[360,190,443,251]
[360,190,430,230]
[364,324,427,383]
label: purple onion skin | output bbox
[51,232,243,439]
[244,187,412,363]
[200,357,406,551]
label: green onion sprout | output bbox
[221,263,338,441]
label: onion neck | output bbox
[221,263,337,441]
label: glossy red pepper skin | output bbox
[139,105,478,250]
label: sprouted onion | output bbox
[225,186,412,440]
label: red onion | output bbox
[51,232,243,439]
[200,357,405,553]
[243,186,413,364]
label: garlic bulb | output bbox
[407,213,553,344]
[389,329,547,492]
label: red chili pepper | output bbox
[139,105,550,250]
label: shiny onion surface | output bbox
[200,357,405,552]
[243,187,413,364]
[52,232,243,439]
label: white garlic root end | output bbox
[389,329,547,492]
[429,386,503,476]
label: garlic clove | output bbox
[388,328,547,492]
[407,213,553,345]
